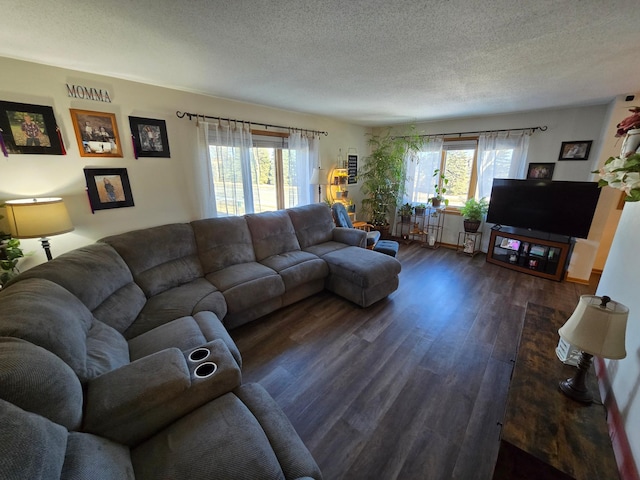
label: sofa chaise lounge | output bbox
[0,203,401,479]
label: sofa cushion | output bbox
[303,240,350,257]
[206,262,285,314]
[63,432,134,480]
[287,203,335,249]
[0,278,129,383]
[101,224,203,298]
[0,399,68,480]
[191,216,256,273]
[125,278,227,339]
[260,250,328,291]
[0,337,84,431]
[0,278,92,380]
[86,320,130,379]
[6,243,146,333]
[322,246,401,288]
[245,209,301,260]
[130,387,287,480]
[127,311,241,367]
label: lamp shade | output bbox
[310,167,320,185]
[558,295,629,360]
[4,198,74,238]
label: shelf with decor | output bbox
[486,227,574,281]
[396,205,445,248]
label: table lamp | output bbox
[310,167,327,203]
[4,198,74,261]
[558,294,629,404]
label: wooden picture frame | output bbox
[129,116,170,158]
[527,162,555,180]
[84,167,134,212]
[70,109,122,157]
[558,140,592,161]
[0,101,64,155]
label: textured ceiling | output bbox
[2,0,639,126]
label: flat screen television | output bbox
[486,179,601,239]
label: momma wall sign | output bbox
[66,84,112,103]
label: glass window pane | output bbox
[253,147,278,212]
[210,145,246,216]
[444,149,474,206]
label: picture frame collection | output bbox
[0,100,171,213]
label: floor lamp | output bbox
[310,167,327,203]
[4,198,74,261]
[558,294,629,404]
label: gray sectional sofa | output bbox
[0,203,401,479]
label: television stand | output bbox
[486,226,574,281]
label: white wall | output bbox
[383,105,609,280]
[597,200,640,472]
[0,57,368,269]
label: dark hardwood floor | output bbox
[230,243,597,480]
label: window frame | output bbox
[436,136,479,213]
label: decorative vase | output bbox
[621,128,640,157]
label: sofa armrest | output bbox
[332,227,366,248]
[84,339,241,446]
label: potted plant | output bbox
[359,128,423,235]
[398,203,413,222]
[431,169,449,207]
[459,197,489,232]
[414,203,427,216]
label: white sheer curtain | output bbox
[404,136,444,204]
[286,131,314,207]
[476,131,530,199]
[195,120,257,217]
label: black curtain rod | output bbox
[394,125,548,139]
[176,111,328,137]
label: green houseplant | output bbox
[398,202,413,222]
[431,169,449,207]
[359,129,423,232]
[459,197,489,232]
[0,212,24,289]
[414,203,427,216]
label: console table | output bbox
[493,303,619,480]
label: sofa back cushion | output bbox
[245,210,301,261]
[0,399,69,480]
[6,243,146,333]
[101,224,203,298]
[191,216,256,273]
[0,337,84,430]
[287,203,335,248]
[0,278,129,383]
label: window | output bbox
[407,132,530,209]
[408,138,478,208]
[208,130,311,216]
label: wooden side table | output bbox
[493,303,619,480]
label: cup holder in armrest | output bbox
[188,347,210,363]
[193,362,217,379]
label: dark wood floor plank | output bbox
[230,243,598,480]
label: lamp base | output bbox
[39,237,53,261]
[559,351,594,404]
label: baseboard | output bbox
[565,276,591,285]
[594,357,640,480]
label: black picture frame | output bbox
[129,116,170,158]
[0,101,64,155]
[558,140,592,161]
[527,162,555,180]
[84,167,135,212]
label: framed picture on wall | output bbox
[84,167,134,212]
[70,109,122,158]
[129,116,170,158]
[0,101,64,155]
[526,162,555,179]
[558,140,592,161]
